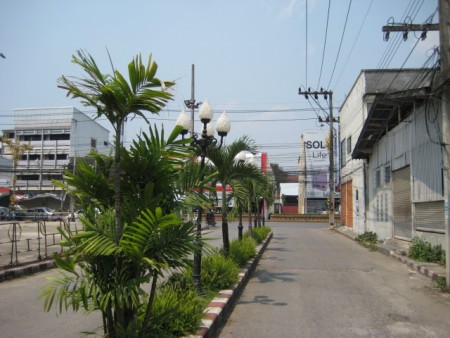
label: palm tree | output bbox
[44,125,204,337]
[231,168,275,234]
[58,50,174,242]
[206,136,259,254]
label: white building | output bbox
[340,69,444,246]
[1,107,111,200]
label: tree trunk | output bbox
[139,271,159,338]
[221,181,230,255]
[114,120,123,243]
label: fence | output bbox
[0,219,82,269]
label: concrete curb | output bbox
[333,227,444,281]
[188,232,273,338]
[0,259,55,283]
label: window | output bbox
[19,135,42,141]
[43,154,55,160]
[56,154,68,160]
[385,165,391,183]
[384,193,388,222]
[340,139,346,168]
[91,138,97,149]
[18,174,39,180]
[29,154,41,161]
[375,169,381,188]
[376,195,380,222]
[347,136,352,154]
[52,134,70,141]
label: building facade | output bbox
[340,69,445,246]
[1,107,111,206]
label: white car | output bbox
[26,207,60,221]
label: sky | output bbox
[0,0,440,173]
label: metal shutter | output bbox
[393,166,412,239]
[415,201,445,233]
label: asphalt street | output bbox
[2,221,450,337]
[218,222,450,338]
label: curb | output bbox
[188,232,273,338]
[0,259,55,283]
[333,227,444,281]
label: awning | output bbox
[352,88,429,160]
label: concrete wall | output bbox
[339,72,368,235]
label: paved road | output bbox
[0,221,242,338]
[218,222,450,338]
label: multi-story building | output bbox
[1,107,111,207]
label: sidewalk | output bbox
[334,225,446,281]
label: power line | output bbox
[326,0,353,89]
[316,0,332,89]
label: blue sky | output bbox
[0,0,439,171]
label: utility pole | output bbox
[298,88,335,228]
[184,64,200,137]
[382,0,450,290]
[437,0,450,292]
[298,134,307,214]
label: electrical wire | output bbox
[332,0,374,91]
[316,0,332,89]
[326,0,353,89]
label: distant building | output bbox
[1,107,111,208]
[298,129,339,214]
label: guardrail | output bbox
[0,219,82,269]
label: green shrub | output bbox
[201,253,239,292]
[144,284,204,337]
[435,276,447,291]
[355,232,378,250]
[409,237,445,264]
[229,237,257,266]
[356,231,378,244]
[251,226,272,244]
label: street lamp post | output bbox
[176,100,230,294]
[235,152,247,240]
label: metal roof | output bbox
[352,69,434,160]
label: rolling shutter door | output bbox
[393,166,412,239]
[415,201,445,233]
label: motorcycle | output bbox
[206,210,216,227]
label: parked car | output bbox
[0,206,10,220]
[8,205,27,220]
[26,207,60,221]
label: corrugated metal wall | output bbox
[411,104,443,202]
